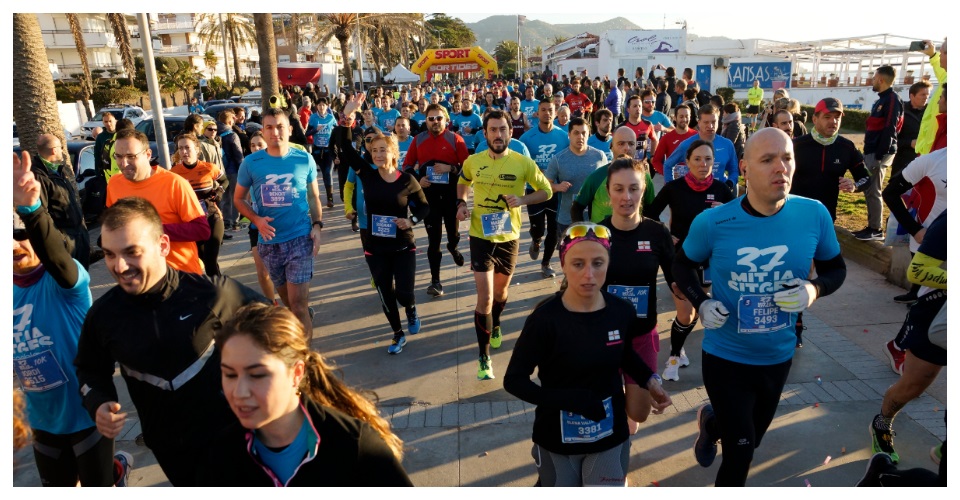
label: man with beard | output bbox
[564,77,594,122]
[456,110,552,380]
[587,109,614,161]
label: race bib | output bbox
[14,350,68,392]
[425,166,449,184]
[560,397,614,444]
[737,294,790,334]
[371,215,397,238]
[260,183,294,207]
[672,162,689,179]
[606,285,650,318]
[481,211,511,237]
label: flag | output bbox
[518,15,527,26]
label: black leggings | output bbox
[198,211,224,277]
[365,247,417,333]
[424,197,460,282]
[527,195,559,265]
[32,426,114,487]
[702,351,792,486]
[312,148,334,195]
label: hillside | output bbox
[467,15,641,53]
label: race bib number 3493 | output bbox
[737,294,790,334]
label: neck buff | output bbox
[13,263,45,288]
[684,172,714,192]
[812,128,838,146]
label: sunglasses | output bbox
[426,116,444,122]
[206,127,217,132]
[643,100,656,104]
[14,229,29,241]
[564,222,612,241]
[364,136,376,143]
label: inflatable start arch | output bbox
[411,46,499,81]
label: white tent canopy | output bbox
[384,64,420,83]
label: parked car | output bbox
[134,114,213,163]
[200,102,261,121]
[239,90,262,104]
[80,104,149,139]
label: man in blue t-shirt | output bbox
[450,98,483,153]
[377,103,402,136]
[519,86,540,124]
[305,97,339,207]
[587,109,614,161]
[663,103,739,190]
[235,108,324,329]
[674,128,847,486]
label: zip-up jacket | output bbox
[792,134,870,220]
[864,87,903,158]
[201,398,413,486]
[75,268,267,452]
[32,154,85,232]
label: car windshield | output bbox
[93,110,123,121]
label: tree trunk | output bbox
[254,14,278,108]
[229,16,242,85]
[337,33,354,90]
[109,13,136,84]
[13,13,70,170]
[67,14,94,120]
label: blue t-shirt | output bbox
[412,111,427,129]
[519,99,540,122]
[397,136,413,168]
[642,111,672,130]
[450,112,483,150]
[587,134,613,161]
[308,112,337,148]
[377,109,402,135]
[663,134,739,184]
[682,196,841,365]
[474,137,532,157]
[13,262,95,434]
[238,148,318,244]
[253,415,310,485]
[519,126,571,172]
[552,120,569,133]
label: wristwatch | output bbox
[312,220,324,229]
[410,215,420,225]
[648,373,663,385]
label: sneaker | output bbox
[449,247,465,267]
[407,308,421,335]
[222,232,234,240]
[426,281,444,297]
[351,219,360,232]
[663,356,681,381]
[326,196,335,208]
[308,306,316,320]
[387,334,407,354]
[477,354,494,380]
[893,292,918,305]
[869,415,900,464]
[931,443,943,466]
[113,450,134,487]
[541,264,556,278]
[853,227,883,241]
[694,404,719,467]
[883,340,904,375]
[529,239,541,261]
[678,348,690,367]
[856,452,895,487]
[490,326,502,349]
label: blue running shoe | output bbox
[387,334,407,354]
[407,308,421,335]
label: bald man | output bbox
[673,128,847,486]
[571,126,654,223]
[33,133,91,269]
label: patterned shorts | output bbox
[257,234,314,286]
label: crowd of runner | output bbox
[12,37,946,487]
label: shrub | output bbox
[714,87,735,105]
[91,86,143,110]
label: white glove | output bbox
[773,278,817,313]
[699,299,730,329]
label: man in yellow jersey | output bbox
[456,110,553,380]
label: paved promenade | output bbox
[13,210,947,487]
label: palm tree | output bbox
[311,14,360,90]
[67,14,94,120]
[195,13,257,84]
[108,13,135,83]
[203,50,218,77]
[158,58,202,106]
[254,14,278,109]
[13,13,69,167]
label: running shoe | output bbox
[449,245,465,267]
[477,354,494,380]
[308,306,316,320]
[426,281,444,297]
[856,452,895,487]
[869,414,900,463]
[326,196,335,208]
[694,404,719,467]
[114,451,134,487]
[222,233,233,240]
[883,340,904,376]
[490,326,502,349]
[853,227,883,241]
[663,356,681,381]
[351,219,360,232]
[893,291,918,305]
[931,443,942,466]
[541,264,556,278]
[387,334,407,355]
[407,308,421,335]
[678,347,690,367]
[529,239,541,261]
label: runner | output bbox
[203,303,413,486]
[644,139,734,380]
[650,104,697,178]
[305,96,338,208]
[401,103,470,297]
[13,153,121,487]
[519,99,570,278]
[544,117,607,246]
[587,109,614,161]
[571,127,655,224]
[508,96,531,139]
[598,158,677,432]
[504,222,671,486]
[617,94,659,162]
[456,110,552,380]
[675,129,847,486]
[663,104,739,194]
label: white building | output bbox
[38,14,137,81]
[153,13,259,82]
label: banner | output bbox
[411,46,499,80]
[727,62,792,90]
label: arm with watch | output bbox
[306,179,324,255]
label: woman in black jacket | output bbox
[205,303,412,486]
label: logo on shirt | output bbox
[13,304,54,354]
[727,245,797,293]
[834,159,841,164]
[637,241,651,252]
[706,194,715,201]
[607,330,621,342]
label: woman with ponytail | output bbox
[203,303,412,486]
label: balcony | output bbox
[43,31,117,49]
[157,43,202,56]
[154,20,198,34]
